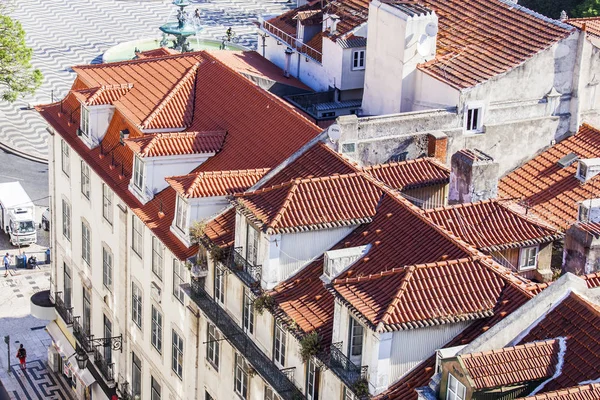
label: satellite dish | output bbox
[417,34,431,57]
[425,22,438,37]
[327,124,341,142]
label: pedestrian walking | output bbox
[16,344,26,370]
[3,252,10,277]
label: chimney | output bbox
[427,132,448,163]
[449,149,499,204]
[330,14,340,34]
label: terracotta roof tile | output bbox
[363,157,450,190]
[135,48,179,59]
[567,17,600,39]
[124,131,226,157]
[499,124,600,230]
[72,84,133,106]
[204,208,236,248]
[425,200,562,252]
[166,168,270,198]
[460,339,561,389]
[583,271,600,288]
[519,383,600,399]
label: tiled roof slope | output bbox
[519,383,600,399]
[516,292,600,393]
[583,271,600,288]
[37,51,322,260]
[72,84,133,106]
[233,173,383,233]
[363,157,450,190]
[166,168,270,198]
[124,131,226,157]
[499,124,600,230]
[567,17,600,39]
[204,208,236,248]
[460,339,561,389]
[425,200,562,252]
[333,257,514,330]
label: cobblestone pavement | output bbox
[1,0,294,160]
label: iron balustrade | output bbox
[328,342,369,395]
[93,347,115,383]
[72,317,93,353]
[262,20,323,63]
[186,279,305,400]
[231,247,262,289]
[54,291,73,325]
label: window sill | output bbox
[519,266,537,272]
[131,248,143,260]
[206,359,219,372]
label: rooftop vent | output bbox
[576,158,600,183]
[557,152,579,168]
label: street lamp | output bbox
[75,348,88,370]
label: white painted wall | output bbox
[80,104,115,149]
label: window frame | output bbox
[519,245,539,271]
[102,245,113,291]
[132,351,142,398]
[151,376,161,400]
[446,373,466,400]
[214,264,225,304]
[306,358,319,400]
[172,330,184,379]
[133,155,145,191]
[83,287,91,336]
[273,320,287,368]
[103,315,112,364]
[351,49,366,71]
[242,287,255,335]
[80,106,90,137]
[206,322,220,370]
[61,139,70,177]
[175,195,188,233]
[63,263,72,309]
[151,305,163,354]
[152,236,164,281]
[81,221,91,266]
[464,103,484,133]
[246,224,259,266]
[81,161,90,199]
[132,282,143,329]
[132,215,144,257]
[348,316,364,366]
[62,199,71,241]
[234,353,249,399]
[265,386,282,400]
[102,184,113,225]
[173,259,186,304]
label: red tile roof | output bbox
[166,168,270,198]
[363,157,450,190]
[516,292,600,393]
[519,383,600,399]
[124,131,226,157]
[583,271,600,288]
[135,48,179,59]
[233,173,383,233]
[72,84,133,106]
[204,208,237,248]
[37,51,321,260]
[499,124,600,230]
[425,200,562,252]
[460,339,561,389]
[566,17,600,39]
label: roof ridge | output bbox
[140,62,200,129]
[363,157,447,172]
[380,266,416,326]
[318,142,361,171]
[460,338,559,360]
[269,183,300,230]
[72,51,205,71]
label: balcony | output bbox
[93,347,114,383]
[185,279,305,400]
[230,247,262,291]
[261,20,322,64]
[329,342,369,397]
[53,291,73,325]
[72,317,93,353]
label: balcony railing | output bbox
[262,20,323,63]
[54,291,73,325]
[72,317,93,353]
[231,247,262,290]
[329,342,369,395]
[186,279,305,400]
[93,347,115,383]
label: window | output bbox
[214,264,225,304]
[175,196,188,233]
[246,224,259,265]
[265,386,282,400]
[80,106,90,136]
[151,305,163,353]
[205,392,215,400]
[242,288,254,334]
[151,376,161,400]
[152,236,164,280]
[132,352,142,398]
[234,353,248,399]
[133,156,144,190]
[103,315,112,364]
[81,221,91,266]
[273,320,287,368]
[348,316,364,365]
[132,215,143,257]
[62,199,71,241]
[103,246,113,291]
[343,387,356,400]
[102,184,113,225]
[322,111,336,118]
[446,373,466,400]
[465,105,483,132]
[63,263,72,309]
[341,143,356,154]
[61,139,70,176]
[132,282,142,329]
[306,358,319,400]
[206,322,220,369]
[172,330,184,379]
[81,162,90,199]
[519,246,538,271]
[352,49,365,70]
[83,287,91,336]
[173,259,186,304]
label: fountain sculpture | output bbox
[159,0,202,52]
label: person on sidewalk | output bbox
[3,253,10,277]
[16,344,26,370]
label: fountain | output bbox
[102,0,247,63]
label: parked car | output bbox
[42,207,50,231]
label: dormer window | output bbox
[80,106,90,137]
[175,196,188,233]
[133,156,145,191]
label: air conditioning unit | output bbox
[576,158,600,183]
[578,198,600,223]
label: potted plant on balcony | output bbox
[253,292,276,314]
[352,378,369,398]
[189,220,207,244]
[300,331,321,362]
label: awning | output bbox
[46,321,75,357]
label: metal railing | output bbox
[187,280,305,400]
[231,247,262,290]
[93,347,115,383]
[329,342,368,393]
[72,317,93,353]
[54,291,73,325]
[262,21,323,63]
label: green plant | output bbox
[208,245,226,263]
[299,332,321,362]
[253,293,275,314]
[352,378,369,397]
[189,220,207,243]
